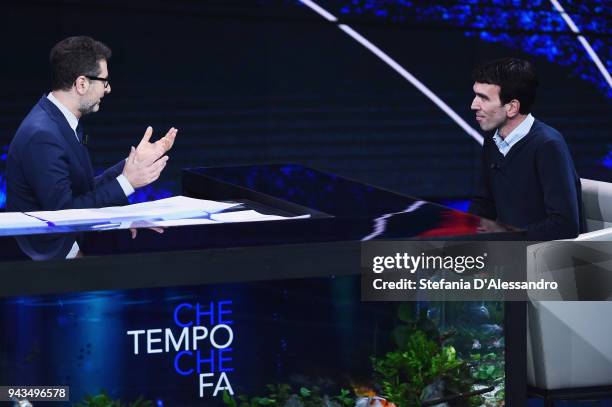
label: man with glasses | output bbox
[6,36,177,259]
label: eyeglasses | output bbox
[85,75,110,89]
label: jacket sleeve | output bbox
[21,130,128,210]
[527,139,580,240]
[94,159,126,188]
[469,140,497,220]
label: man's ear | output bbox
[74,76,89,95]
[506,99,521,118]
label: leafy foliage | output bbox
[373,331,477,407]
[371,305,484,407]
[450,323,505,403]
[471,352,504,382]
[222,384,354,407]
[75,393,153,407]
[224,303,504,407]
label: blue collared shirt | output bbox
[493,114,535,156]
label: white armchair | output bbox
[581,178,612,232]
[527,179,612,401]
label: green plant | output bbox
[449,321,505,402]
[225,304,504,407]
[371,304,489,407]
[75,393,153,407]
[470,352,504,382]
[333,388,354,406]
[373,330,477,407]
[222,384,354,407]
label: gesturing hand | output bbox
[122,146,169,189]
[135,126,177,166]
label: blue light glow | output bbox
[0,145,6,209]
[439,199,471,212]
[93,167,174,204]
[327,0,611,98]
[127,181,174,204]
[603,149,612,169]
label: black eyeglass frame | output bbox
[85,75,110,89]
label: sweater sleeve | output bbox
[469,140,497,220]
[527,139,580,240]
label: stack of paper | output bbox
[24,208,111,225]
[210,210,310,223]
[149,210,309,227]
[6,196,308,230]
[150,218,217,227]
[0,212,49,229]
[25,196,239,226]
[99,196,238,221]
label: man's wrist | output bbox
[116,174,135,196]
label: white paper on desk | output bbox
[0,212,49,228]
[99,196,239,221]
[27,196,240,225]
[152,218,217,227]
[211,210,310,223]
[106,196,237,214]
[26,208,112,225]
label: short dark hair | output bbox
[49,36,111,91]
[472,58,538,114]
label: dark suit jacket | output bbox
[6,96,128,259]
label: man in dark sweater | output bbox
[468,58,584,240]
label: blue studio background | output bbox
[0,0,609,210]
[0,1,610,406]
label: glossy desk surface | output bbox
[0,163,522,263]
[182,163,521,240]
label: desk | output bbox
[0,164,526,406]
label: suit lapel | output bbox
[38,96,94,189]
[79,142,95,187]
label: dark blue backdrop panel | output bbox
[0,0,609,210]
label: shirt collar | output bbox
[47,92,79,132]
[493,113,535,149]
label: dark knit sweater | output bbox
[469,119,584,240]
